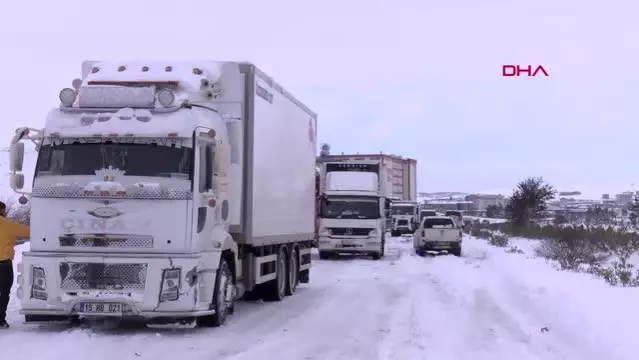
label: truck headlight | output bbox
[369,229,379,236]
[30,267,48,301]
[159,268,181,302]
[319,228,331,236]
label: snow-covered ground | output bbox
[2,236,638,360]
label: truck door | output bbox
[195,136,217,247]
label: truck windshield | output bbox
[321,197,380,219]
[391,206,414,215]
[445,211,462,217]
[35,143,193,179]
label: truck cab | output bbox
[316,162,389,260]
[390,201,419,236]
[444,210,464,228]
[7,60,315,327]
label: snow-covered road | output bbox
[2,236,637,360]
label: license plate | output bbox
[79,302,125,314]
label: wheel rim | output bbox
[278,253,286,296]
[289,250,298,292]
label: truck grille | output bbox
[330,228,373,236]
[397,220,408,226]
[59,235,154,249]
[59,262,148,290]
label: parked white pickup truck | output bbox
[413,216,463,257]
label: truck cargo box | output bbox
[231,63,317,246]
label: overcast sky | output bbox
[1,0,637,197]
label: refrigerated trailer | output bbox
[8,60,317,327]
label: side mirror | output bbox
[10,173,24,190]
[18,195,29,205]
[10,142,25,172]
[385,199,391,210]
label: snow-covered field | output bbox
[2,236,638,360]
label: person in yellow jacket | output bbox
[0,201,29,328]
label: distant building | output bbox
[615,191,634,206]
[423,200,475,212]
[464,194,506,210]
[602,193,610,200]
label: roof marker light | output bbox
[142,66,149,72]
[136,109,152,122]
[118,65,126,72]
[157,88,176,107]
[71,78,82,90]
[117,108,134,120]
[59,88,77,106]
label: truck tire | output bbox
[264,247,287,302]
[319,251,332,260]
[285,246,299,296]
[198,258,234,327]
[371,252,382,260]
[450,245,462,257]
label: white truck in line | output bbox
[389,201,420,236]
[8,60,317,327]
[317,161,390,260]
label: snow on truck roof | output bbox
[81,60,317,118]
[82,60,226,90]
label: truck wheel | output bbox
[319,251,332,260]
[285,247,299,296]
[199,258,234,327]
[450,245,462,257]
[264,247,287,302]
[371,252,382,260]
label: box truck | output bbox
[8,60,316,327]
[317,161,390,260]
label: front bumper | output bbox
[17,252,220,319]
[318,236,382,253]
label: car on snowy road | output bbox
[413,216,463,257]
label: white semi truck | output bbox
[389,201,420,236]
[317,161,390,260]
[7,60,317,327]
